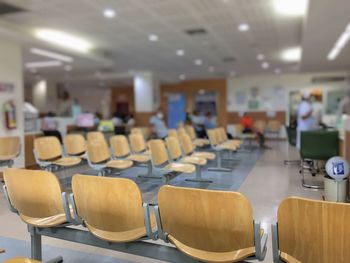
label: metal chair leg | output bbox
[137,162,162,179]
[185,165,213,183]
[208,152,232,172]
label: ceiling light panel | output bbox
[30,48,73,62]
[327,23,350,60]
[273,0,308,17]
[281,47,302,62]
[25,60,62,68]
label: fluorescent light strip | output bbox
[35,29,92,53]
[328,23,350,60]
[25,60,62,68]
[30,48,73,62]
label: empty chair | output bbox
[254,120,266,134]
[63,134,87,158]
[71,174,156,242]
[167,129,178,138]
[156,185,267,262]
[87,139,133,176]
[272,197,350,263]
[216,127,242,149]
[185,125,210,147]
[148,139,195,183]
[266,120,281,137]
[179,133,216,161]
[4,258,41,263]
[34,136,81,171]
[87,131,105,143]
[110,135,156,179]
[129,133,149,155]
[3,169,66,262]
[0,136,20,168]
[165,136,211,183]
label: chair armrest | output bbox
[154,205,167,241]
[272,223,284,263]
[67,193,83,225]
[143,203,157,240]
[254,221,267,261]
[2,185,17,213]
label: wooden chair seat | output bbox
[164,162,196,174]
[280,252,301,263]
[194,139,209,146]
[127,154,150,163]
[0,153,18,161]
[168,235,256,263]
[85,213,157,243]
[180,156,207,166]
[106,159,133,170]
[191,152,216,160]
[217,143,237,151]
[4,258,41,263]
[52,156,81,167]
[20,213,67,228]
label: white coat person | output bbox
[296,91,316,149]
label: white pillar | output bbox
[133,72,159,112]
[0,39,24,168]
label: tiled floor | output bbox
[0,141,323,262]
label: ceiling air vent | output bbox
[222,56,236,63]
[0,2,25,15]
[311,76,347,84]
[185,28,207,36]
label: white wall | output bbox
[0,39,24,168]
[31,79,58,113]
[227,71,350,114]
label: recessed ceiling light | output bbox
[35,29,92,53]
[176,49,185,56]
[257,54,265,61]
[25,60,62,68]
[275,68,281,74]
[64,65,72,71]
[179,74,186,80]
[208,67,215,72]
[30,48,73,62]
[273,0,308,17]
[195,59,203,66]
[103,8,116,18]
[328,23,350,60]
[261,62,269,69]
[238,23,250,32]
[281,47,302,62]
[148,34,158,42]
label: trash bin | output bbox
[324,176,348,202]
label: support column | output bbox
[133,72,159,126]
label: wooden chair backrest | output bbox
[87,139,110,163]
[110,135,130,158]
[148,139,169,166]
[72,175,145,240]
[254,120,266,133]
[129,133,147,153]
[4,169,64,220]
[130,127,143,135]
[87,131,105,143]
[215,128,225,143]
[207,129,218,146]
[165,136,182,160]
[158,185,254,252]
[168,129,178,138]
[63,134,86,155]
[218,127,228,141]
[179,133,194,155]
[267,120,281,132]
[178,127,187,136]
[277,197,350,263]
[34,136,62,160]
[186,125,196,140]
[235,124,244,136]
[0,136,20,157]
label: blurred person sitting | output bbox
[203,111,216,129]
[239,113,268,149]
[150,108,168,139]
[41,112,62,143]
[191,110,206,138]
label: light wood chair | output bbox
[179,133,216,161]
[165,136,211,183]
[254,120,266,134]
[167,129,178,138]
[3,169,67,263]
[217,127,242,148]
[129,133,149,155]
[148,139,195,183]
[156,185,267,262]
[110,135,158,179]
[266,120,281,137]
[71,174,156,242]
[86,139,133,176]
[4,258,41,263]
[0,136,20,168]
[34,136,81,171]
[206,129,235,172]
[87,131,105,143]
[272,197,350,263]
[63,134,87,158]
[185,125,210,147]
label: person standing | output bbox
[296,91,315,149]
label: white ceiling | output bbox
[0,0,349,84]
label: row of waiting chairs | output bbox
[4,169,350,263]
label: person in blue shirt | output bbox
[149,109,168,139]
[203,111,216,129]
